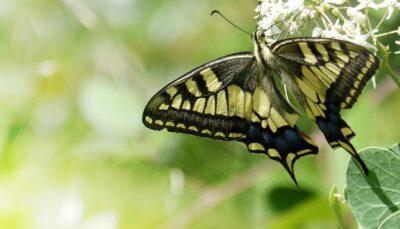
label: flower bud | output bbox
[332,8,341,17]
[347,7,366,24]
[324,0,346,5]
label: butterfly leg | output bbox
[244,123,319,187]
[316,103,369,175]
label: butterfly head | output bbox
[253,32,276,67]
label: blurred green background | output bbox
[0,0,398,228]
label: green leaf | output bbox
[343,186,348,202]
[329,185,345,229]
[379,211,400,229]
[266,186,315,213]
[389,143,400,157]
[266,196,334,229]
[346,146,400,228]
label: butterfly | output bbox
[142,22,379,185]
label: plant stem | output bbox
[365,8,372,32]
[374,30,398,38]
[378,41,400,88]
[384,61,400,87]
[375,9,388,31]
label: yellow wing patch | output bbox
[251,86,299,132]
[185,78,202,97]
[298,42,318,64]
[200,68,223,92]
[216,90,228,115]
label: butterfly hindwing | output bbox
[244,74,318,183]
[272,38,379,174]
[314,103,368,173]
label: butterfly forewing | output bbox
[272,38,380,109]
[143,52,256,140]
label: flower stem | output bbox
[374,30,398,39]
[365,8,372,32]
[375,9,388,31]
[319,10,334,28]
[378,42,400,88]
[384,62,400,88]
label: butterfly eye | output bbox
[256,31,265,38]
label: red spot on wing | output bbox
[299,131,312,140]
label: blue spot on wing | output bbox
[262,131,274,145]
[243,122,319,186]
[244,123,318,159]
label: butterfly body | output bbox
[253,34,274,67]
[143,32,379,184]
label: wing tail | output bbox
[315,103,368,175]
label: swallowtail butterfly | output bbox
[142,9,379,185]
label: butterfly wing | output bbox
[143,52,318,184]
[271,38,380,174]
[272,38,379,109]
[143,52,256,140]
[243,69,318,185]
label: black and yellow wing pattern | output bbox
[143,52,256,140]
[272,38,380,174]
[143,35,380,183]
[143,52,318,184]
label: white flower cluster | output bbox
[255,0,314,42]
[256,0,400,51]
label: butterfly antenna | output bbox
[211,10,252,37]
